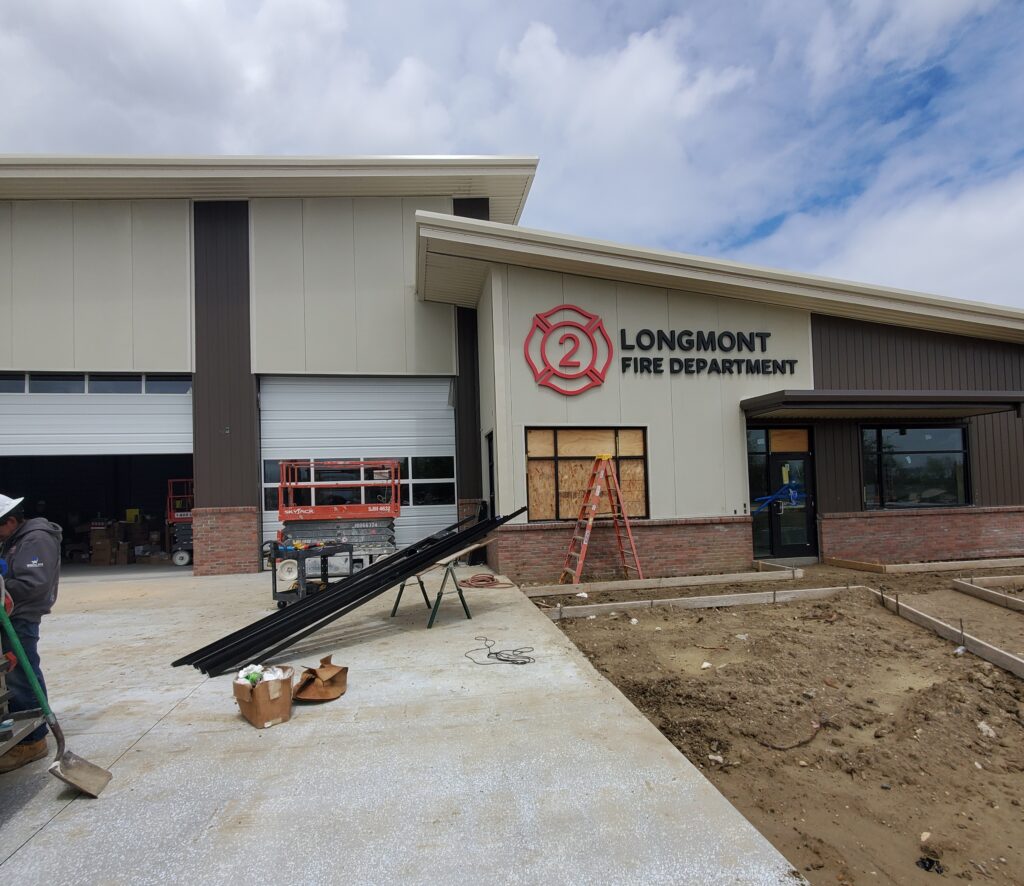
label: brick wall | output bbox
[192,506,261,576]
[490,516,752,585]
[820,506,1024,564]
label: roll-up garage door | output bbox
[259,376,457,546]
[0,374,193,455]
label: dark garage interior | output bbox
[0,454,193,564]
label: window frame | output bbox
[524,426,650,523]
[260,454,456,513]
[860,423,971,510]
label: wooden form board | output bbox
[526,568,802,598]
[547,585,845,619]
[951,579,1024,613]
[967,575,1024,588]
[869,588,1024,680]
[546,581,1024,680]
[824,556,1024,574]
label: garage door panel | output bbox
[0,393,193,456]
[260,376,457,545]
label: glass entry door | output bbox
[747,428,818,559]
[767,453,817,557]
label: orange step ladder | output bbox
[558,455,644,584]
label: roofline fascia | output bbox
[415,212,1024,341]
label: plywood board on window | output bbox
[526,428,555,458]
[557,428,616,457]
[618,460,648,517]
[617,428,645,457]
[527,460,556,521]
[558,459,612,518]
[770,428,809,453]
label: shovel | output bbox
[0,587,112,797]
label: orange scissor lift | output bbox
[167,479,194,567]
[271,459,403,604]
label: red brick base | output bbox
[192,506,261,576]
[490,516,752,585]
[820,506,1024,564]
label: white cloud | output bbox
[0,0,1020,307]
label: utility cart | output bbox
[269,540,354,608]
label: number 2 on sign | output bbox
[558,332,581,369]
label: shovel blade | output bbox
[49,751,113,798]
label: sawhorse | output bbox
[390,539,492,628]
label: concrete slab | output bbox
[0,568,798,884]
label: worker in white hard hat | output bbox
[0,493,63,773]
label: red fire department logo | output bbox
[523,304,613,396]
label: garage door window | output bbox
[261,455,454,512]
[0,373,25,393]
[29,374,85,393]
[525,427,648,522]
[88,375,143,393]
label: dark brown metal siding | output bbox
[192,202,260,508]
[451,199,488,502]
[811,315,1024,511]
[454,308,482,499]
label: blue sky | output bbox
[1,0,1022,307]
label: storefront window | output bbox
[861,426,968,509]
[525,427,648,522]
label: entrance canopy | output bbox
[741,389,1024,421]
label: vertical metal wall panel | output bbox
[0,203,11,367]
[258,376,457,545]
[72,201,134,370]
[0,391,193,455]
[811,314,1024,511]
[193,202,260,508]
[454,307,482,499]
[451,198,488,502]
[130,200,193,372]
[11,202,75,370]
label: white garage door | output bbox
[259,376,457,546]
[0,373,192,455]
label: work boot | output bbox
[0,738,47,773]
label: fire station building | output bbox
[1,155,1022,580]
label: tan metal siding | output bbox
[249,197,455,375]
[0,199,191,372]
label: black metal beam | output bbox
[172,516,473,668]
[175,510,524,674]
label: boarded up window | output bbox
[525,427,648,522]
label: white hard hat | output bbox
[0,495,24,520]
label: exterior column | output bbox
[191,201,261,575]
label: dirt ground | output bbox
[552,565,1024,884]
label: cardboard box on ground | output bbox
[88,513,171,566]
[233,667,295,728]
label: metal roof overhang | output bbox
[415,212,1024,344]
[0,155,538,225]
[741,390,1024,421]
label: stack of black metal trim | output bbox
[173,508,525,676]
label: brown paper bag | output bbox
[293,655,349,702]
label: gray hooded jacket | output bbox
[0,517,62,622]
